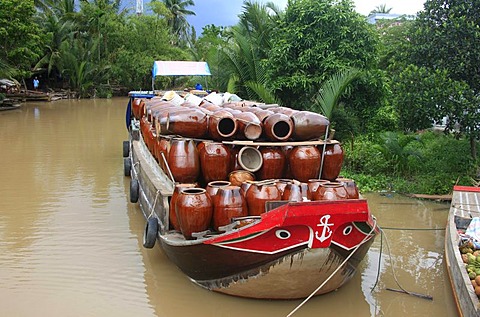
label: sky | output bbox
[184,0,426,34]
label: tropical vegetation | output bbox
[0,0,478,194]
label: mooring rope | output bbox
[148,189,161,219]
[286,217,378,317]
[378,228,433,301]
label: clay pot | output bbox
[154,137,170,171]
[240,181,254,197]
[229,170,255,187]
[235,112,263,140]
[256,147,286,180]
[208,109,237,140]
[165,107,208,138]
[313,182,348,201]
[263,113,294,141]
[198,142,231,184]
[291,111,330,141]
[132,98,145,120]
[176,188,213,239]
[288,145,321,182]
[271,106,299,116]
[245,182,282,216]
[282,182,303,202]
[169,183,197,231]
[167,138,200,183]
[275,179,292,196]
[307,179,330,200]
[212,185,248,231]
[206,180,231,197]
[253,109,274,122]
[238,146,263,173]
[200,101,221,112]
[336,177,359,199]
[320,143,344,181]
[229,145,242,171]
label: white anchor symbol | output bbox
[315,215,333,242]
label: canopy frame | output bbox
[151,61,211,91]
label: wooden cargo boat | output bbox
[123,91,379,299]
[445,186,480,316]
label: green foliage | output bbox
[216,1,280,102]
[343,131,478,194]
[312,68,361,119]
[392,64,469,132]
[409,0,480,158]
[0,0,43,78]
[265,0,379,109]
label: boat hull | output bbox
[445,186,480,317]
[126,98,378,299]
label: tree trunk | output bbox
[471,135,477,161]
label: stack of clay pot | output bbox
[132,91,360,240]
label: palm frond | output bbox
[313,68,361,119]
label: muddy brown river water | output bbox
[0,98,458,316]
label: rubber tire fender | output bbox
[130,178,139,203]
[124,157,131,177]
[123,140,130,157]
[143,217,158,249]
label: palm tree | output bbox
[219,1,281,103]
[370,4,393,14]
[313,68,361,119]
[162,0,196,46]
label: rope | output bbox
[286,217,378,317]
[380,228,433,300]
[148,189,161,219]
[380,226,445,231]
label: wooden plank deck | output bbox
[445,186,480,317]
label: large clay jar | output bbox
[212,185,248,231]
[263,113,294,141]
[206,180,231,197]
[245,182,282,216]
[282,182,303,202]
[320,143,344,181]
[229,170,255,187]
[291,111,330,141]
[208,109,237,140]
[256,147,286,180]
[154,137,170,172]
[169,183,197,231]
[165,107,208,138]
[198,142,231,184]
[229,145,242,171]
[176,188,213,239]
[235,112,263,140]
[275,179,292,196]
[132,98,145,120]
[307,179,330,200]
[167,138,200,183]
[336,177,359,199]
[313,182,348,201]
[288,145,321,182]
[238,146,263,173]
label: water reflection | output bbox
[0,99,457,317]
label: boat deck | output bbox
[452,186,480,219]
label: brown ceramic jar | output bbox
[313,182,348,201]
[167,138,200,183]
[288,145,321,182]
[245,182,282,216]
[198,142,231,184]
[176,188,213,239]
[169,183,197,231]
[256,147,286,180]
[320,143,344,181]
[212,185,248,231]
